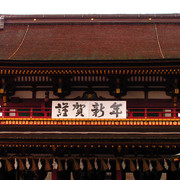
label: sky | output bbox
[0,0,180,14]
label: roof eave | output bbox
[1,14,180,25]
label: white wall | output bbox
[126,173,135,180]
[36,91,58,99]
[148,91,171,99]
[160,173,166,180]
[12,91,32,98]
[45,172,52,180]
[122,91,144,99]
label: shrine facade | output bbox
[0,14,180,180]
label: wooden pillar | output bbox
[167,171,180,180]
[57,171,70,180]
[116,170,123,180]
[52,169,57,180]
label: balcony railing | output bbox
[0,107,180,119]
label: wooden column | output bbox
[116,170,123,180]
[52,169,57,180]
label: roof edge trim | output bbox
[2,14,180,19]
[1,14,180,25]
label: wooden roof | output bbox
[0,14,180,61]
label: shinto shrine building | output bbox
[0,14,180,180]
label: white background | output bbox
[0,0,180,14]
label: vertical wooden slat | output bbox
[52,169,57,180]
[116,171,122,180]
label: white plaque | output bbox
[52,101,126,119]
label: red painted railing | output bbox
[0,107,51,118]
[0,107,180,119]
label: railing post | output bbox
[159,109,162,118]
[30,108,33,118]
[3,107,7,118]
[128,109,133,118]
[16,108,18,118]
[44,108,47,118]
[145,108,147,118]
[173,108,176,118]
[2,107,4,118]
